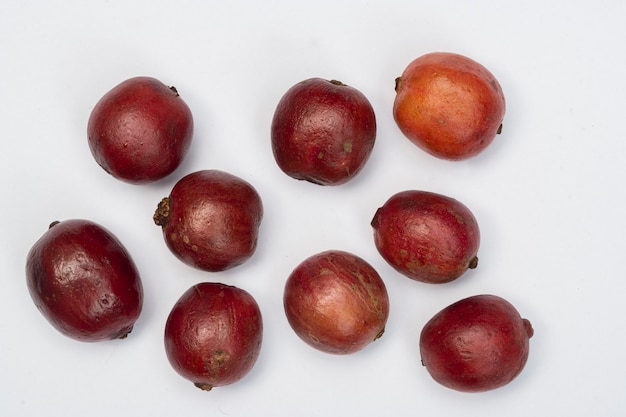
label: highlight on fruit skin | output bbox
[393,52,505,160]
[419,294,534,393]
[25,219,144,342]
[371,189,480,284]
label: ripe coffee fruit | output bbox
[419,294,534,392]
[283,250,389,354]
[25,219,143,342]
[271,78,376,185]
[164,282,263,391]
[153,169,263,272]
[87,76,194,183]
[393,52,505,160]
[371,190,480,284]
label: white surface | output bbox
[2,1,625,416]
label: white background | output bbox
[2,1,625,416]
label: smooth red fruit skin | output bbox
[164,282,263,391]
[371,190,480,284]
[393,52,505,160]
[419,294,534,393]
[271,78,376,185]
[25,219,143,342]
[153,170,263,272]
[283,250,390,354]
[87,76,194,183]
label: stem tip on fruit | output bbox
[394,77,402,92]
[374,328,385,341]
[153,197,171,226]
[329,79,347,86]
[523,319,534,338]
[468,256,479,269]
[194,382,213,391]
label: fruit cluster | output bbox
[25,52,533,394]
